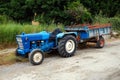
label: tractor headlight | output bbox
[16,37,24,49]
[16,37,22,42]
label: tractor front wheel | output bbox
[58,35,77,57]
[15,49,19,56]
[29,49,44,65]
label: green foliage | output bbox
[0,0,92,24]
[0,15,8,24]
[0,23,64,45]
[0,0,119,24]
[110,17,120,32]
[81,0,120,17]
[93,14,109,24]
[66,1,92,24]
[0,15,13,24]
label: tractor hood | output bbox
[16,31,50,41]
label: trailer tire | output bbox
[29,49,44,65]
[58,35,77,57]
[96,36,105,48]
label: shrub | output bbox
[65,1,92,24]
[0,15,13,24]
[109,17,120,32]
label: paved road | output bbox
[0,39,120,80]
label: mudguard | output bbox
[56,32,77,39]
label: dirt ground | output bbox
[0,38,120,80]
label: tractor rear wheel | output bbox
[58,35,77,57]
[29,49,44,65]
[96,36,105,48]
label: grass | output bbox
[0,23,64,49]
[0,52,28,65]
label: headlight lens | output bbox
[16,37,22,42]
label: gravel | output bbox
[0,38,120,80]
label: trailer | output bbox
[16,23,111,65]
[65,24,111,48]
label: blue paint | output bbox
[65,26,111,39]
[16,30,77,57]
[56,32,77,38]
[79,31,89,39]
[16,26,111,57]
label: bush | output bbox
[94,15,109,24]
[109,17,120,32]
[0,15,13,24]
[65,1,92,24]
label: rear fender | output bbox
[56,32,77,40]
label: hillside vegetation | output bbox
[0,0,120,48]
[0,0,119,24]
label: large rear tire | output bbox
[29,49,44,65]
[58,35,77,57]
[96,36,105,48]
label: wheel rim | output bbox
[65,40,75,53]
[100,39,104,47]
[33,52,42,63]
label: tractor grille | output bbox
[18,42,24,49]
[16,37,24,49]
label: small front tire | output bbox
[15,49,19,56]
[29,49,44,65]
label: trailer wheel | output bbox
[29,49,44,65]
[96,36,105,48]
[58,35,77,57]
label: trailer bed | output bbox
[65,24,111,39]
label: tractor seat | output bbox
[50,28,62,40]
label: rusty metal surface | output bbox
[66,23,111,29]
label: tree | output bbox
[65,1,92,24]
[80,0,120,17]
[0,0,119,24]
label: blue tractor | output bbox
[16,28,77,65]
